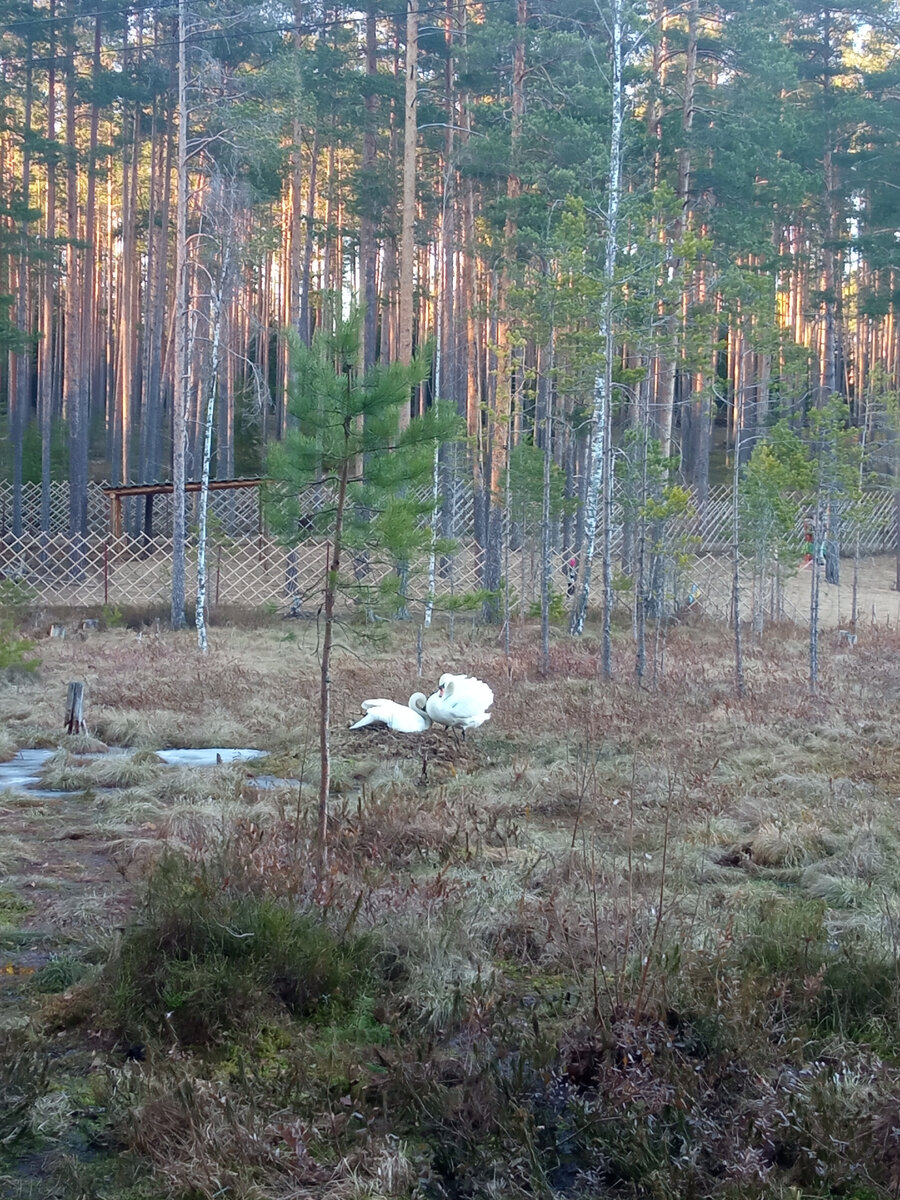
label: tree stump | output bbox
[65,682,86,735]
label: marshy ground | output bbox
[0,600,899,1199]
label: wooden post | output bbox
[111,495,123,538]
[65,681,86,734]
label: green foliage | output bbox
[641,482,691,524]
[7,417,70,484]
[0,890,31,926]
[616,429,681,521]
[266,310,461,617]
[435,587,499,613]
[740,437,806,560]
[806,398,863,499]
[528,589,566,622]
[100,604,124,629]
[765,420,817,493]
[0,577,36,621]
[0,293,32,356]
[0,620,39,674]
[105,854,373,1045]
[616,430,697,614]
[508,441,576,530]
[31,954,88,995]
[740,402,862,564]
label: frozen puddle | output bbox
[156,748,265,767]
[0,749,57,795]
[0,747,265,796]
[249,775,301,789]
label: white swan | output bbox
[349,693,431,733]
[425,673,494,732]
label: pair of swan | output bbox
[350,673,494,734]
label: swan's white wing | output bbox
[388,706,430,733]
[438,671,469,689]
[445,678,493,718]
[350,710,380,729]
[350,699,398,729]
[352,699,429,732]
[467,679,494,711]
[461,710,491,729]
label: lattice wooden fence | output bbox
[0,480,894,627]
[0,480,895,552]
[0,530,888,630]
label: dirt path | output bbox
[0,788,134,1024]
[780,553,900,629]
[691,552,900,628]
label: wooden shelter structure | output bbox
[102,478,265,538]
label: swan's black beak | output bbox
[438,686,445,698]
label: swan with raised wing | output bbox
[425,673,494,733]
[349,693,431,733]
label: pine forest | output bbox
[3,0,900,532]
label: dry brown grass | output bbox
[0,614,899,1196]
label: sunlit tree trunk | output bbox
[398,0,418,388]
[360,1,379,370]
[172,0,189,628]
[299,131,320,347]
[64,9,86,536]
[12,37,33,538]
[141,64,174,494]
[39,6,56,533]
[571,0,623,680]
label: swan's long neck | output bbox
[409,693,428,716]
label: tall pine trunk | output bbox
[172,0,189,628]
[12,39,33,538]
[64,9,86,536]
[398,0,418,383]
[39,7,56,534]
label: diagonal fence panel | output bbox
[0,478,894,630]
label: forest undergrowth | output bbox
[0,611,899,1199]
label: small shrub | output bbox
[31,954,88,995]
[105,854,372,1045]
[528,589,567,622]
[100,603,124,629]
[0,577,37,622]
[0,618,39,674]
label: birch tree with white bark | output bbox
[570,0,626,681]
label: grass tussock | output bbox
[38,749,161,792]
[104,853,373,1045]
